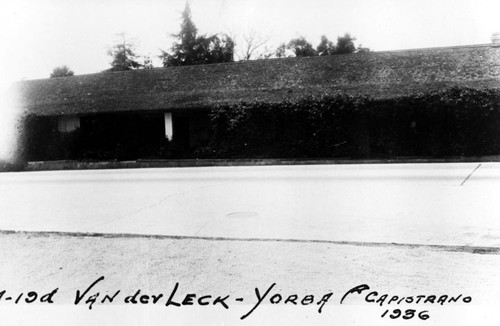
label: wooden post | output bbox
[57,115,80,133]
[164,112,173,140]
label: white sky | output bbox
[0,0,499,159]
[2,0,499,82]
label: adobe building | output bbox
[12,37,500,162]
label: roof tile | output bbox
[13,44,500,116]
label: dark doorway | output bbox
[173,116,190,155]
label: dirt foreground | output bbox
[0,231,499,325]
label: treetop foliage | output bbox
[99,1,370,72]
[287,37,318,57]
[285,33,368,58]
[236,30,273,61]
[160,2,234,67]
[176,2,197,44]
[50,65,74,78]
[107,33,142,70]
[317,35,336,56]
[335,33,357,54]
[275,43,289,58]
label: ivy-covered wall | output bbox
[205,87,500,159]
[19,87,500,161]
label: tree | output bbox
[163,1,197,66]
[287,37,318,57]
[356,45,371,53]
[107,33,142,70]
[205,34,235,63]
[50,65,74,78]
[316,35,336,56]
[142,55,154,69]
[275,43,289,58]
[235,30,273,60]
[336,33,357,54]
[193,34,234,64]
[161,2,234,66]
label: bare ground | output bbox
[1,231,499,306]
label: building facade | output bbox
[12,41,500,161]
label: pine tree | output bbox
[161,2,234,66]
[107,33,142,70]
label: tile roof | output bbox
[13,44,500,116]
